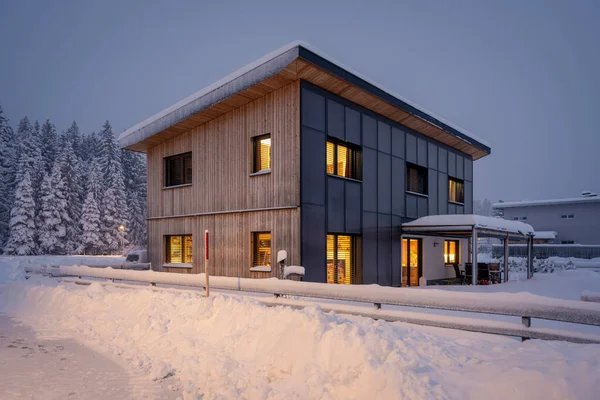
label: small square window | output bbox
[448,177,464,204]
[253,134,271,173]
[166,235,192,263]
[326,139,362,180]
[406,163,428,195]
[253,232,272,268]
[164,152,192,187]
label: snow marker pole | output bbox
[205,230,210,297]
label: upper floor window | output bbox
[561,214,575,219]
[253,232,272,268]
[164,152,192,187]
[448,177,464,204]
[253,134,271,173]
[513,216,527,221]
[406,163,428,196]
[326,139,362,180]
[166,235,192,263]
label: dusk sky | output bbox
[1,0,598,202]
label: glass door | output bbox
[402,238,422,286]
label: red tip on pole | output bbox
[205,230,209,260]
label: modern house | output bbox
[119,41,492,286]
[493,191,600,245]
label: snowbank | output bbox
[0,258,26,282]
[1,280,599,400]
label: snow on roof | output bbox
[533,231,557,240]
[402,214,534,236]
[493,195,600,209]
[119,41,490,150]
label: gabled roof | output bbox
[493,195,600,209]
[119,41,491,159]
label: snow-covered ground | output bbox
[1,257,600,399]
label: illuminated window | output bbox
[326,139,362,180]
[406,163,428,195]
[166,235,193,263]
[448,177,464,203]
[253,232,271,267]
[253,134,271,173]
[327,234,361,284]
[444,240,459,265]
[164,152,192,187]
[402,238,421,286]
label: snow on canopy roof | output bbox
[533,231,557,239]
[493,195,600,209]
[402,214,534,236]
[118,40,490,151]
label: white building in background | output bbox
[493,191,600,245]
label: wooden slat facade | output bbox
[147,82,300,276]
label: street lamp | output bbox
[119,225,125,255]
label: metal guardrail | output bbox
[25,265,600,344]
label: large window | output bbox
[327,234,361,284]
[444,240,459,265]
[164,152,192,187]
[166,235,192,263]
[253,134,271,173]
[326,140,362,180]
[448,177,464,204]
[406,163,428,195]
[253,232,272,267]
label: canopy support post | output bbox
[527,235,533,279]
[504,233,509,283]
[471,228,478,285]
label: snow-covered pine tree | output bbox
[98,121,129,251]
[13,117,45,254]
[4,169,36,255]
[63,121,84,161]
[56,140,84,253]
[40,119,58,174]
[0,106,17,249]
[37,172,60,254]
[80,191,102,255]
[125,190,145,247]
[81,131,99,164]
[100,187,123,254]
[43,163,70,254]
[122,150,147,246]
[86,158,104,204]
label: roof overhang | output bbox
[119,41,491,159]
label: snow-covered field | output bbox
[1,257,600,399]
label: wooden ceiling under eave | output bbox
[127,58,488,160]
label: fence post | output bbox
[521,316,531,342]
[471,228,478,285]
[503,234,509,282]
[205,230,210,297]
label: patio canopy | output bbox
[401,215,535,285]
